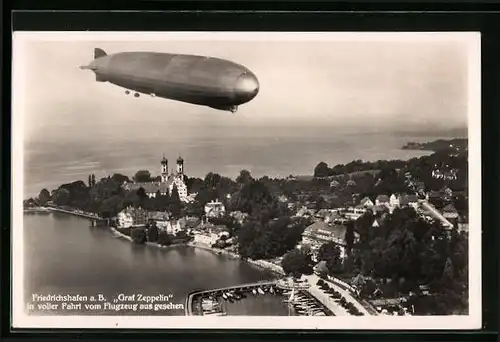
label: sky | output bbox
[15,33,476,143]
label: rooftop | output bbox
[304,221,346,241]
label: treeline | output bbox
[314,150,468,193]
[350,208,467,314]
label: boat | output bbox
[257,287,265,295]
[222,293,228,300]
[252,289,257,295]
[269,287,275,294]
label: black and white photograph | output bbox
[12,32,481,329]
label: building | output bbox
[389,194,401,208]
[124,155,190,202]
[229,211,249,224]
[193,232,219,246]
[400,194,419,210]
[442,204,459,220]
[330,180,340,188]
[359,196,375,208]
[432,168,458,180]
[341,206,367,220]
[117,206,147,228]
[301,221,359,258]
[375,195,390,206]
[204,199,226,218]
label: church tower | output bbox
[161,155,168,183]
[176,155,184,175]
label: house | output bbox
[278,195,289,203]
[359,196,375,208]
[441,187,454,200]
[442,204,459,220]
[342,206,367,220]
[295,206,312,218]
[301,221,360,258]
[400,194,419,210]
[426,191,444,206]
[204,199,226,218]
[375,195,390,206]
[372,219,380,228]
[117,206,147,228]
[372,204,389,215]
[193,232,219,246]
[229,211,249,224]
[389,194,401,208]
[330,180,340,188]
[432,168,458,180]
[347,179,357,187]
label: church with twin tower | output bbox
[125,155,189,202]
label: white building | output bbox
[204,199,226,218]
[117,206,147,228]
[193,232,219,246]
[389,194,401,208]
[341,206,367,220]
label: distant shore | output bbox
[401,138,467,152]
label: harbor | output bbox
[186,279,334,317]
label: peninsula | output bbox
[401,138,468,153]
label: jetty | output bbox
[25,206,110,226]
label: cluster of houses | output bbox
[296,188,466,262]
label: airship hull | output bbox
[82,50,259,112]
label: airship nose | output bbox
[234,72,259,103]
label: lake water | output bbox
[22,213,285,316]
[23,127,439,198]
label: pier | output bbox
[185,280,277,315]
[26,206,110,226]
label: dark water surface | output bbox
[23,213,284,316]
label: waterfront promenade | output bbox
[305,274,373,316]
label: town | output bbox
[23,138,469,317]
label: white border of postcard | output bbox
[11,31,481,330]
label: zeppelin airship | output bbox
[80,48,259,113]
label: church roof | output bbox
[127,181,171,194]
[177,155,184,163]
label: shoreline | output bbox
[109,226,285,276]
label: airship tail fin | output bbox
[94,48,107,59]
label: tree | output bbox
[131,228,146,244]
[236,169,253,185]
[52,188,71,206]
[88,175,92,187]
[38,188,51,206]
[345,220,355,253]
[317,242,342,274]
[148,222,159,242]
[204,172,222,188]
[91,174,96,187]
[281,249,313,278]
[169,184,182,218]
[314,162,330,178]
[158,231,172,246]
[134,170,152,183]
[111,173,130,184]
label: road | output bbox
[305,274,372,316]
